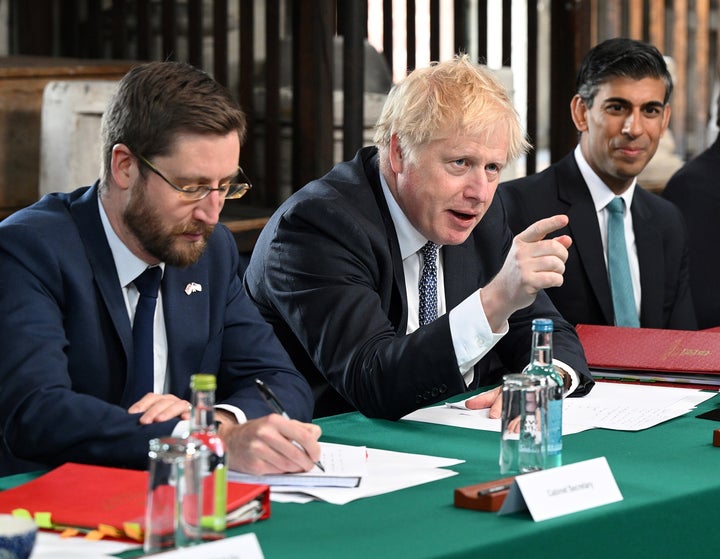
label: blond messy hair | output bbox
[373,54,529,168]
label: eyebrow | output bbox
[172,169,239,185]
[601,97,665,108]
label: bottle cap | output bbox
[190,373,217,391]
[531,318,553,332]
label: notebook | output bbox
[0,462,269,541]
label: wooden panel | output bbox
[526,0,538,175]
[693,0,711,154]
[341,0,365,162]
[0,57,135,219]
[648,0,665,51]
[291,1,335,193]
[629,1,643,40]
[671,0,688,156]
[406,0,416,70]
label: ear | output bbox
[570,94,589,133]
[388,134,405,174]
[110,144,138,191]
[660,104,672,137]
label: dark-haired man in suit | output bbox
[0,61,319,475]
[662,92,720,329]
[499,38,696,330]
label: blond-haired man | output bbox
[246,56,594,420]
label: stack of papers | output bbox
[229,442,464,505]
[402,381,718,434]
[231,443,366,488]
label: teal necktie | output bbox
[606,197,639,327]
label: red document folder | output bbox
[0,462,270,540]
[576,324,720,389]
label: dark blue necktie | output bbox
[128,266,162,405]
[418,241,440,326]
[606,197,639,327]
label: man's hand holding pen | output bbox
[217,414,322,475]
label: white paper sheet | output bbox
[29,528,264,559]
[239,444,464,505]
[402,381,718,433]
[30,531,139,558]
[229,442,367,487]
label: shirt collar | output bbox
[98,195,165,288]
[574,145,636,212]
[379,171,436,260]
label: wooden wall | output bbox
[5,0,719,211]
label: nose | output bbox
[464,169,491,202]
[193,189,224,225]
[622,109,643,138]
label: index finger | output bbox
[516,214,569,243]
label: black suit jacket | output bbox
[663,136,720,328]
[0,184,313,475]
[245,148,593,419]
[499,152,696,330]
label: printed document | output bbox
[402,381,718,433]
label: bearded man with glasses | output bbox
[0,61,319,476]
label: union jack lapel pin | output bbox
[184,282,203,295]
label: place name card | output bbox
[151,533,264,558]
[498,456,623,521]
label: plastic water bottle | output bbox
[522,318,563,469]
[189,374,227,537]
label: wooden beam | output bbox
[291,0,335,192]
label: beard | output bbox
[122,179,214,268]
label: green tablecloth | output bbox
[240,393,720,558]
[4,391,720,558]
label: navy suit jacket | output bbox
[663,137,720,329]
[0,184,313,475]
[245,148,593,420]
[499,152,696,330]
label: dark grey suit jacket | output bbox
[499,152,696,330]
[245,147,593,419]
[0,184,313,474]
[663,136,720,329]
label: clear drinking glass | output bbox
[144,437,203,554]
[499,373,550,474]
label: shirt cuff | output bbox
[553,358,579,396]
[449,289,508,385]
[215,404,247,424]
[170,404,247,438]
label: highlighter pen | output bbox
[477,484,512,496]
[255,378,326,472]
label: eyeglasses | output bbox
[136,153,252,201]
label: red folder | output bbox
[0,462,269,541]
[576,324,720,389]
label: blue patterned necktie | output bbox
[418,241,440,326]
[128,266,163,404]
[606,197,639,327]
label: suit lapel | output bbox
[68,184,133,356]
[163,265,211,397]
[444,241,476,309]
[555,156,615,324]
[365,155,409,331]
[631,190,664,326]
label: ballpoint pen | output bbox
[255,379,326,472]
[477,484,511,496]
